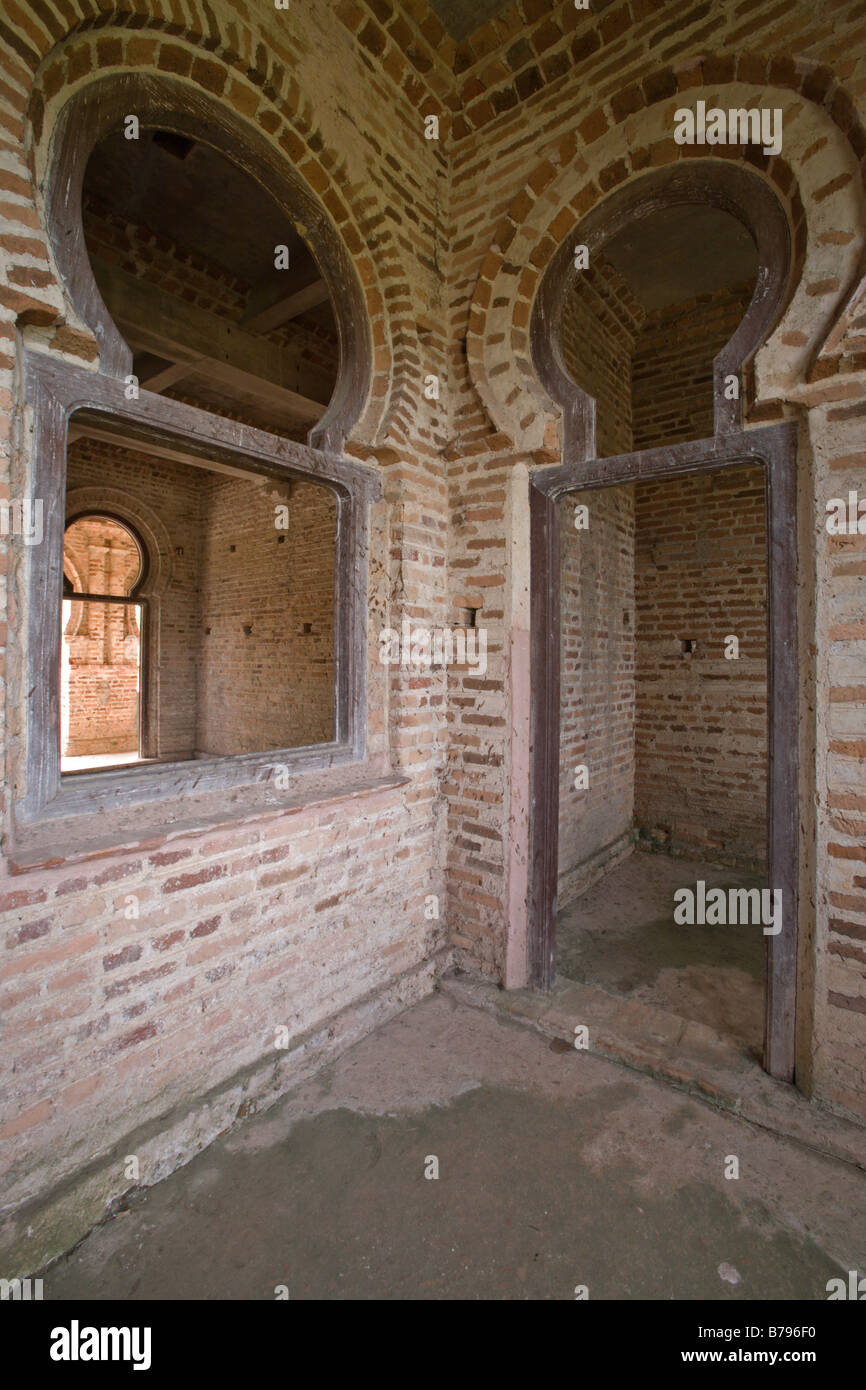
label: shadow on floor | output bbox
[557,851,765,1054]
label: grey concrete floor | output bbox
[42,993,864,1300]
[558,853,765,1053]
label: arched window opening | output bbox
[560,205,759,459]
[61,515,145,772]
[82,128,339,441]
[17,76,378,854]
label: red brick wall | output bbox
[560,255,642,459]
[632,283,755,451]
[369,0,866,1118]
[0,0,864,1245]
[558,281,762,886]
[0,0,452,1247]
[559,485,635,900]
[67,439,203,759]
[562,271,754,459]
[62,612,141,756]
[197,475,336,755]
[633,466,768,866]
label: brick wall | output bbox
[812,407,866,1120]
[557,282,764,886]
[66,439,203,759]
[558,467,767,883]
[196,475,336,755]
[633,466,768,866]
[62,605,141,757]
[560,255,642,458]
[558,485,635,902]
[632,283,756,451]
[561,270,754,459]
[0,0,451,1256]
[67,439,337,759]
[0,0,865,1258]
[444,0,866,1085]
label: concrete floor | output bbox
[558,853,765,1054]
[42,993,864,1300]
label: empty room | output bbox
[0,0,864,1343]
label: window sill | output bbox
[7,759,407,873]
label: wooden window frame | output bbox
[7,73,386,865]
[9,350,381,859]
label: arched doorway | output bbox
[527,163,799,1081]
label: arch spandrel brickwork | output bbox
[14,10,442,454]
[465,71,866,454]
[35,68,374,454]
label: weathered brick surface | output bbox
[66,439,201,757]
[634,467,768,865]
[0,0,863,1230]
[65,436,336,758]
[444,0,866,1117]
[561,254,640,458]
[0,0,449,1217]
[559,485,635,898]
[196,473,336,754]
[632,283,754,450]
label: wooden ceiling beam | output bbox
[92,257,330,421]
[241,277,330,334]
[67,420,281,482]
[134,355,202,393]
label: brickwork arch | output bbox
[10,11,399,448]
[466,63,866,452]
[533,161,793,461]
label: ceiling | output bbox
[603,205,759,312]
[84,130,335,331]
[84,132,312,286]
[425,0,515,42]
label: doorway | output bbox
[556,465,770,1057]
[526,165,799,1080]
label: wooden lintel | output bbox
[67,421,279,482]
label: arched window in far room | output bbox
[61,515,145,773]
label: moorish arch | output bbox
[24,19,404,450]
[36,69,374,454]
[466,65,866,453]
[491,69,866,1084]
[530,160,795,461]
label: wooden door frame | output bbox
[528,422,799,1081]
